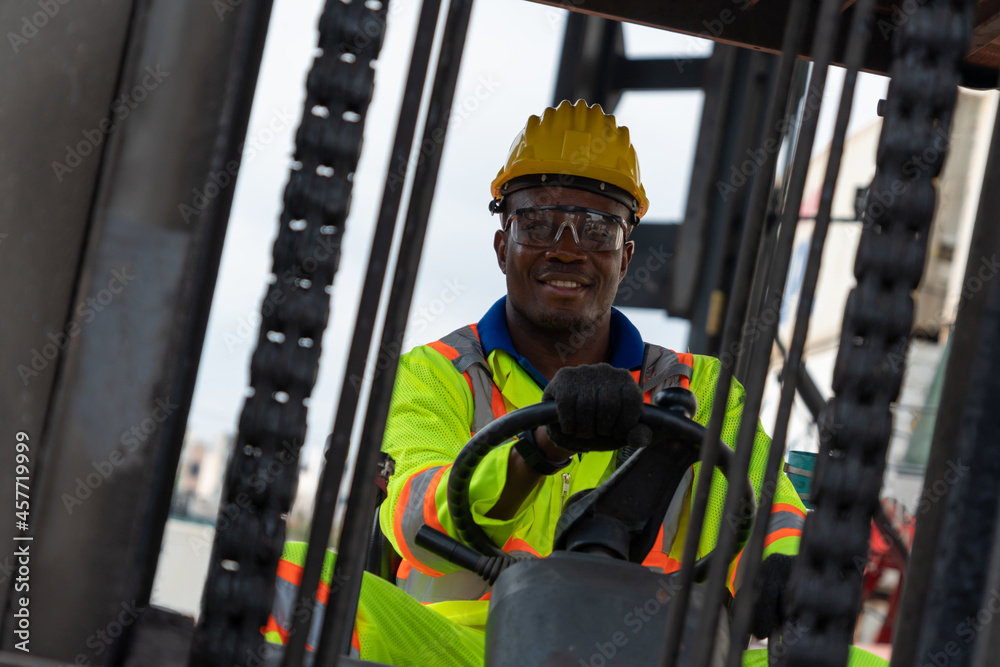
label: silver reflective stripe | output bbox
[269,571,328,652]
[307,599,326,652]
[467,366,496,435]
[438,326,496,434]
[400,565,490,603]
[641,344,694,399]
[435,333,695,436]
[661,467,694,549]
[729,512,805,593]
[783,463,813,478]
[439,325,485,367]
[398,466,455,574]
[767,509,806,533]
[270,575,299,636]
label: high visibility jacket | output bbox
[379,320,806,608]
[263,541,488,664]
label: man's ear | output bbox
[494,229,508,275]
[619,239,635,282]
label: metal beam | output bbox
[0,653,69,667]
[614,57,708,91]
[670,46,738,321]
[893,68,1000,667]
[527,0,999,86]
[971,0,1000,55]
[552,13,709,113]
[685,48,777,356]
[0,0,137,633]
[0,0,273,662]
[612,223,679,311]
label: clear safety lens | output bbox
[507,206,626,252]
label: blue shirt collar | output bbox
[476,296,646,386]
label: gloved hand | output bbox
[749,554,795,640]
[542,363,651,452]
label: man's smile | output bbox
[536,272,592,295]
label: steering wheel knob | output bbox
[652,387,698,420]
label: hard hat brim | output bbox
[493,173,642,219]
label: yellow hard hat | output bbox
[490,99,649,220]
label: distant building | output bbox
[172,430,232,521]
[765,88,998,513]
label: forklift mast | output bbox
[3,1,1000,666]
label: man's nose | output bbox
[546,221,586,259]
[551,220,580,246]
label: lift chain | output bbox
[780,2,975,665]
[190,1,388,664]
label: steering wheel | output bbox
[446,400,757,578]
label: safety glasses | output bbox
[505,206,627,252]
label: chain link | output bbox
[779,2,975,665]
[189,1,388,664]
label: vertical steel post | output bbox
[657,3,813,665]
[312,0,475,662]
[280,0,444,663]
[783,0,977,664]
[905,88,1000,667]
[724,1,877,661]
[684,0,849,662]
[0,0,274,662]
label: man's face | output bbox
[494,185,635,332]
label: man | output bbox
[266,100,807,665]
[374,100,805,661]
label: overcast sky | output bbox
[183,0,888,502]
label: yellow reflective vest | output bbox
[379,320,806,608]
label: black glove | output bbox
[542,363,651,452]
[749,554,795,640]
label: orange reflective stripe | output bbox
[277,555,331,604]
[317,580,330,605]
[676,352,694,390]
[644,551,682,573]
[396,560,412,581]
[276,558,304,585]
[479,591,492,601]
[428,340,460,361]
[264,615,289,643]
[630,370,655,403]
[491,383,507,419]
[423,465,451,535]
[641,526,682,572]
[502,536,542,558]
[430,337,478,404]
[771,502,807,518]
[392,466,445,578]
[429,339,474,397]
[764,527,802,548]
[728,549,743,591]
[630,370,653,403]
[641,525,665,566]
